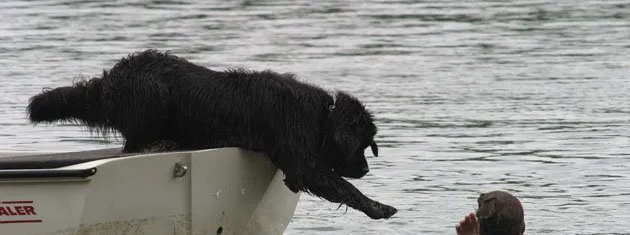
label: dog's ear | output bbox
[331,91,378,158]
[333,131,360,159]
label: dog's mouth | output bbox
[332,166,369,179]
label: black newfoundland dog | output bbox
[26,49,397,219]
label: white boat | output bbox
[0,147,301,235]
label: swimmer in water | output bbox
[456,190,525,235]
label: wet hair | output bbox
[476,190,525,235]
[26,49,397,220]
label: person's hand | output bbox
[456,212,480,235]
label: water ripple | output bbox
[1,0,629,234]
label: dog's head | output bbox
[324,92,379,179]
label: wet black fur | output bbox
[26,49,398,219]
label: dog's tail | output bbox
[27,78,103,126]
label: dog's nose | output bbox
[360,166,370,174]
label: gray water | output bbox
[1,0,629,234]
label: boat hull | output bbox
[0,148,300,235]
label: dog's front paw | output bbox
[364,201,398,219]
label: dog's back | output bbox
[26,49,334,152]
[151,57,334,150]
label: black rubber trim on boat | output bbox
[0,148,129,170]
[0,167,97,179]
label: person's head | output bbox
[476,190,525,235]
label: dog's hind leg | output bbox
[119,114,176,153]
[117,113,172,153]
[103,78,172,153]
[303,166,398,220]
[139,140,181,153]
[121,131,165,153]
